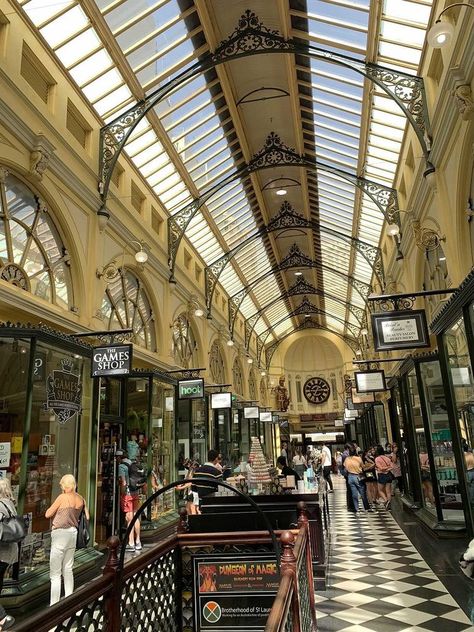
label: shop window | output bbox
[209,340,225,384]
[172,313,198,368]
[232,358,243,395]
[0,169,72,309]
[100,268,156,351]
[248,368,257,401]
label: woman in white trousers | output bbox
[45,475,89,606]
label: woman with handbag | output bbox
[375,445,394,509]
[0,480,18,630]
[45,474,89,606]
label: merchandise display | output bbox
[247,437,272,492]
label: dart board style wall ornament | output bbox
[303,377,330,404]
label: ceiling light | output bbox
[194,308,204,317]
[226,339,234,347]
[427,20,454,48]
[294,271,303,276]
[276,188,287,196]
[439,256,446,261]
[247,357,253,364]
[386,223,400,237]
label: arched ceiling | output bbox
[17,0,434,356]
[284,335,343,371]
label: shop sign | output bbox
[0,443,11,467]
[351,387,375,404]
[194,554,279,631]
[178,378,204,400]
[45,359,82,424]
[33,352,46,382]
[259,411,272,422]
[355,370,386,393]
[91,344,132,377]
[371,309,430,351]
[243,406,259,419]
[211,392,232,409]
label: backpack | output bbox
[127,462,147,491]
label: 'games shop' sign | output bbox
[91,344,133,377]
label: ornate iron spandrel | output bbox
[244,319,253,349]
[121,548,180,631]
[99,11,430,211]
[369,295,416,312]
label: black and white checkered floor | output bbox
[316,479,474,631]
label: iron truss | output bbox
[167,132,394,281]
[228,243,372,327]
[237,276,366,343]
[205,199,384,316]
[98,8,425,209]
[263,318,359,368]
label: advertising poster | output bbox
[193,554,279,631]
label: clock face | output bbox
[0,264,30,291]
[303,377,330,404]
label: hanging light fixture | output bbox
[194,307,204,318]
[130,240,148,263]
[427,3,473,48]
[361,328,368,336]
[276,188,287,196]
[226,338,234,347]
[386,223,400,237]
[247,356,253,364]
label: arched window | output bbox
[260,378,267,406]
[172,313,198,368]
[248,368,257,401]
[100,268,155,350]
[0,168,72,308]
[232,358,243,395]
[209,340,225,384]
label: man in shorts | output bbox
[116,450,144,552]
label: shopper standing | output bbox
[192,450,222,502]
[321,442,334,492]
[45,474,89,606]
[117,450,147,552]
[0,480,17,629]
[292,447,307,479]
[375,445,393,509]
[344,447,371,513]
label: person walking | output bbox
[292,447,307,479]
[45,474,89,606]
[117,450,147,552]
[0,480,18,629]
[375,445,393,509]
[321,442,334,492]
[341,443,356,512]
[390,443,404,495]
[344,446,371,513]
[362,448,378,505]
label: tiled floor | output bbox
[316,479,474,631]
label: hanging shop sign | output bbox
[33,351,47,382]
[193,554,279,631]
[243,406,259,419]
[355,370,386,393]
[178,378,204,400]
[91,344,133,377]
[211,392,232,409]
[351,388,375,404]
[371,309,430,351]
[259,411,272,422]
[45,359,82,423]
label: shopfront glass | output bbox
[177,397,208,473]
[444,316,474,523]
[407,369,437,516]
[419,359,464,523]
[391,383,413,499]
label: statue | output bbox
[272,375,290,412]
[453,84,474,121]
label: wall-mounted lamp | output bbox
[360,328,368,336]
[247,356,253,364]
[130,240,148,264]
[260,370,266,376]
[97,240,148,280]
[187,295,204,318]
[226,338,234,347]
[427,3,473,48]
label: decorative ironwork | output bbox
[46,597,107,632]
[411,219,446,252]
[170,142,392,282]
[373,296,416,312]
[99,11,431,216]
[97,331,134,344]
[343,374,353,395]
[228,244,371,332]
[297,551,313,632]
[209,340,225,384]
[241,277,366,342]
[262,318,359,368]
[121,548,180,630]
[205,200,382,316]
[172,314,199,369]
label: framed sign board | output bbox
[351,388,375,404]
[91,344,132,377]
[244,406,259,419]
[371,309,430,351]
[178,378,204,400]
[355,370,386,393]
[211,392,232,409]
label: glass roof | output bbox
[17,0,433,353]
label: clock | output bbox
[303,377,330,404]
[0,263,30,291]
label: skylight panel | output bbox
[21,0,75,27]
[93,85,133,117]
[39,5,88,48]
[384,0,431,24]
[379,41,421,65]
[55,29,101,67]
[381,21,425,48]
[82,68,124,102]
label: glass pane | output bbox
[419,359,464,523]
[446,315,474,523]
[407,369,436,516]
[150,380,175,521]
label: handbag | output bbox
[76,504,90,549]
[0,501,26,543]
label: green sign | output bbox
[178,378,204,400]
